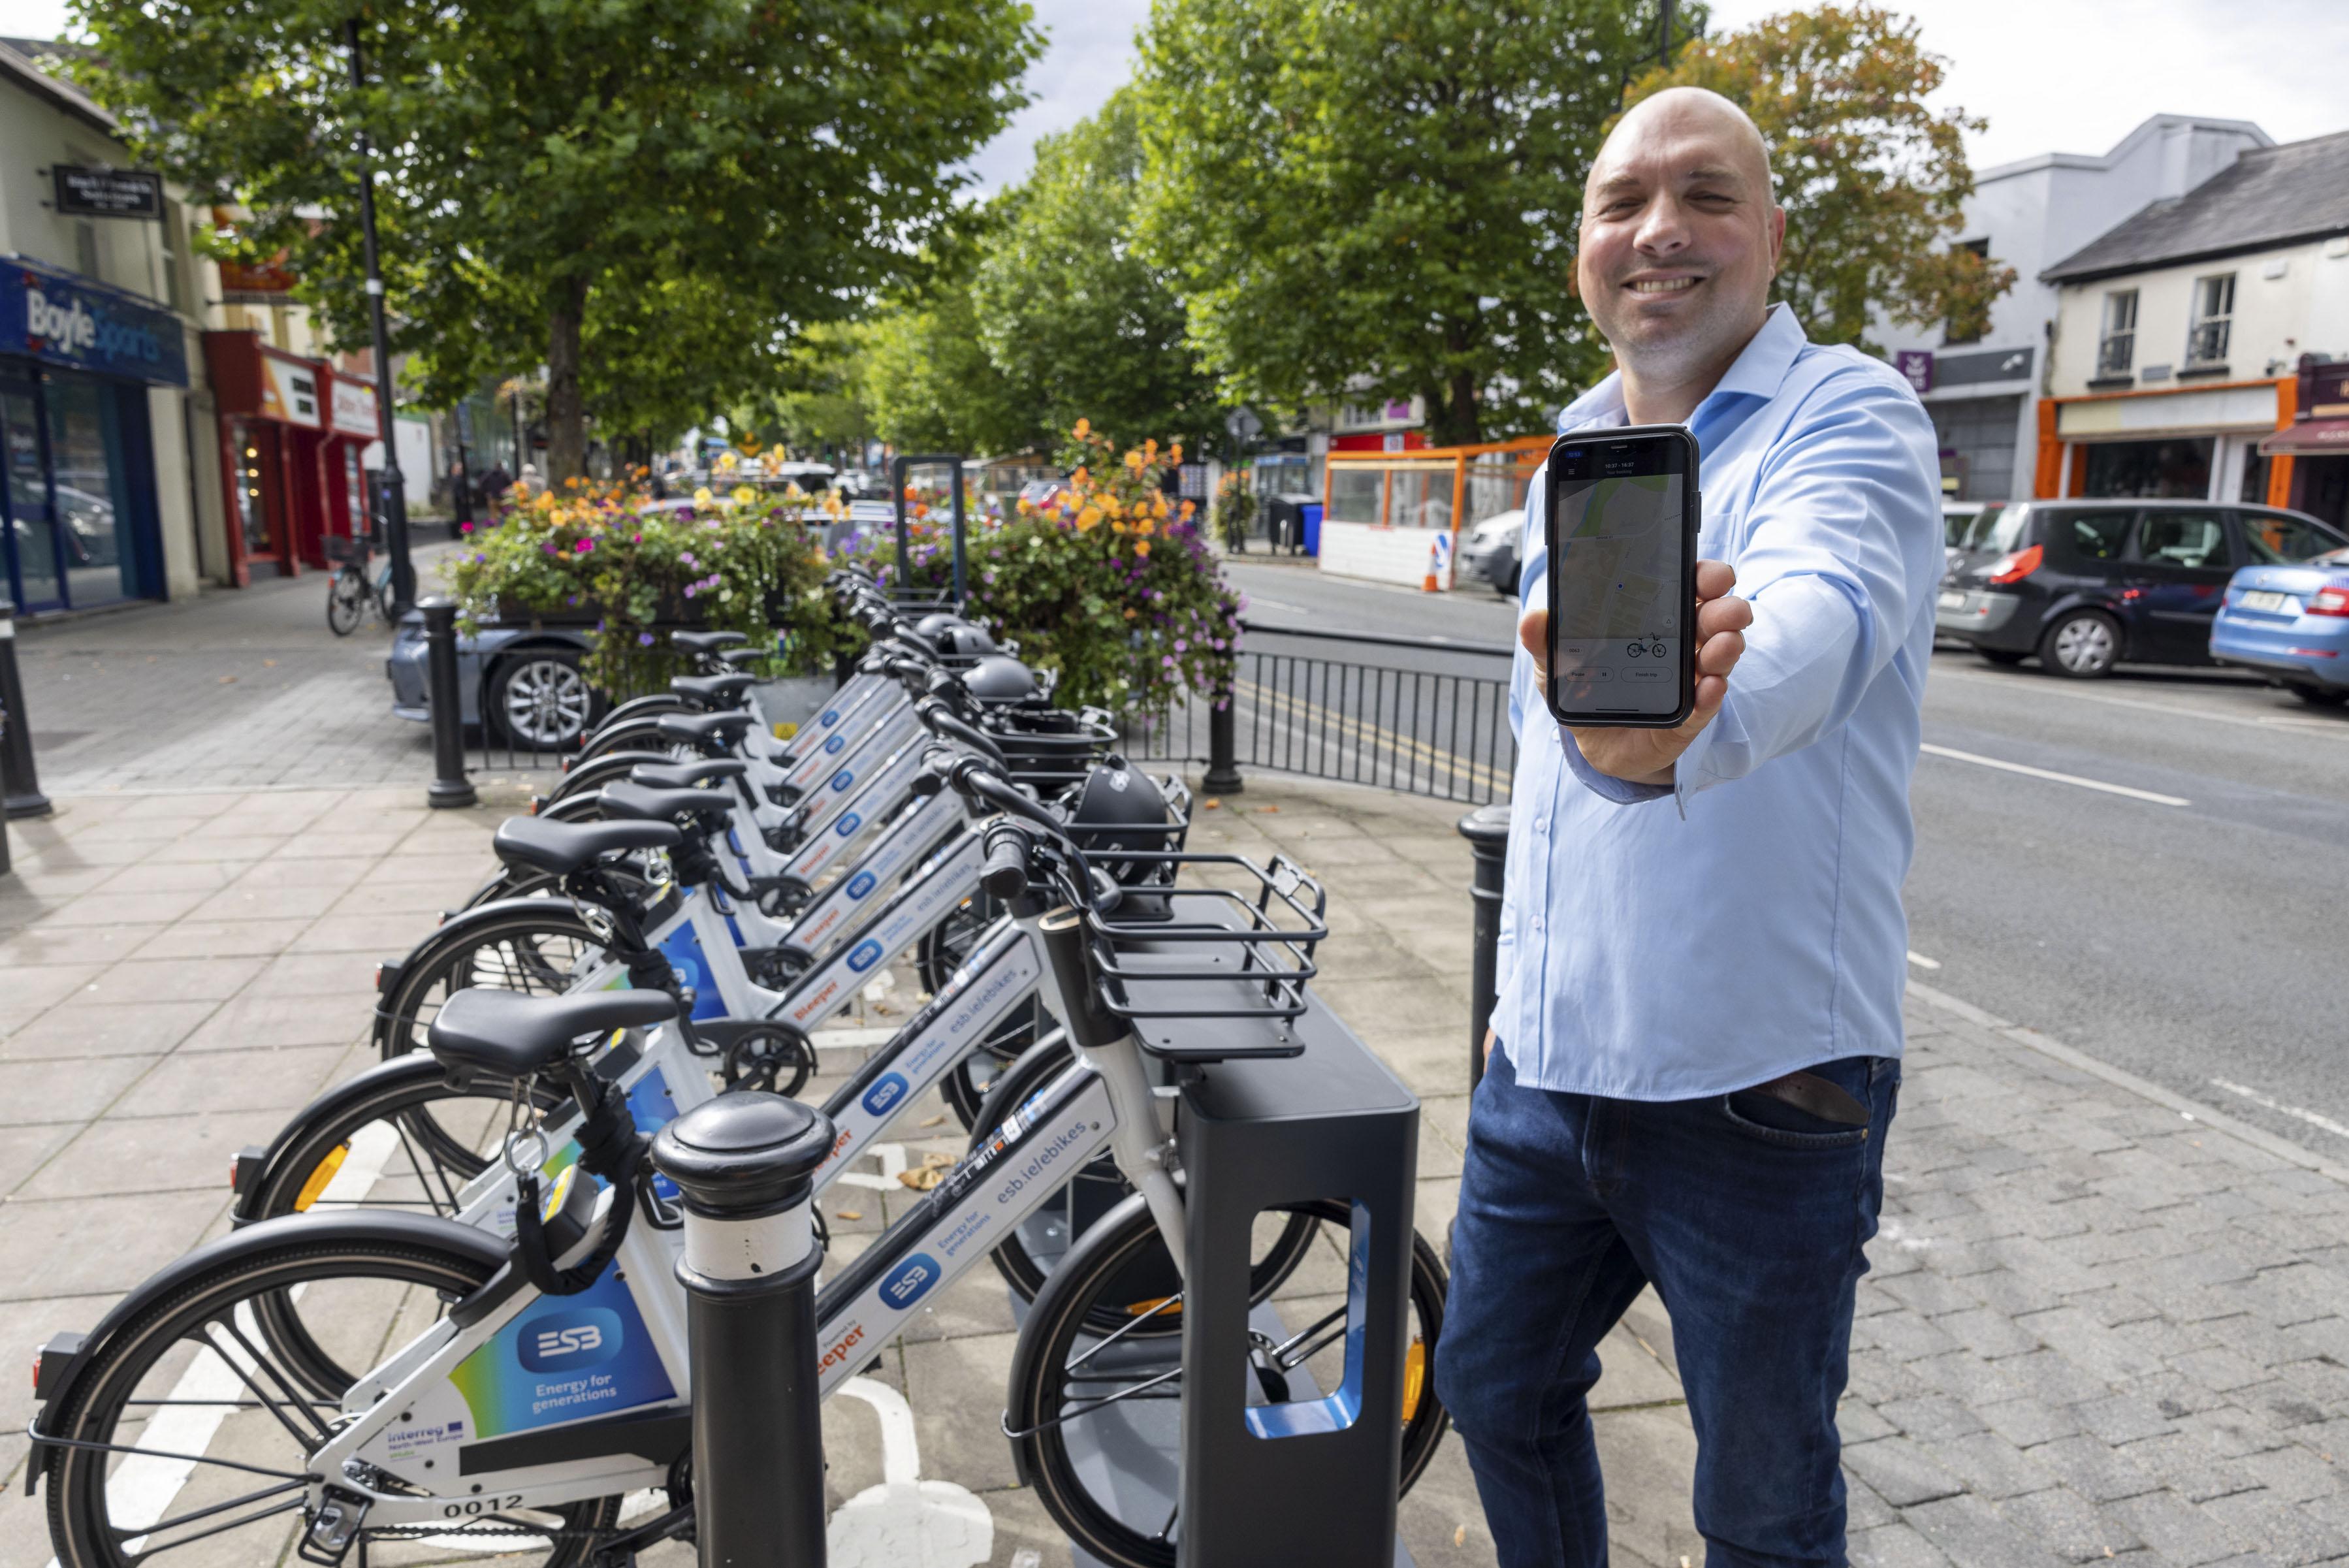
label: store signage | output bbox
[0,259,187,386]
[52,165,163,219]
[331,377,379,438]
[260,354,323,428]
[1382,398,1413,422]
[1894,351,1934,394]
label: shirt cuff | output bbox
[1559,725,1675,804]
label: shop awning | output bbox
[2260,419,2349,456]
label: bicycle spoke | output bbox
[112,1477,310,1547]
[1268,1304,1349,1372]
[200,1312,333,1449]
[1064,1290,1183,1377]
[118,1495,308,1558]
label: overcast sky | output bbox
[6,0,2345,191]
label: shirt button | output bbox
[1531,916,1545,933]
[1535,817,1549,833]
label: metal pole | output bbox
[1458,802,1509,1091]
[1203,658,1242,796]
[948,463,967,607]
[419,598,477,809]
[0,601,53,820]
[345,20,415,616]
[650,1093,834,1568]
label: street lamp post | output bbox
[345,18,415,616]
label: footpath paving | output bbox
[1,651,2345,1563]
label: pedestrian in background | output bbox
[1433,88,1944,1567]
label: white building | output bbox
[1874,114,2271,504]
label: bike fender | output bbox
[372,895,598,1056]
[27,1210,511,1490]
[594,694,690,735]
[231,1054,455,1228]
[543,749,674,806]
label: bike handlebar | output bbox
[981,821,1033,899]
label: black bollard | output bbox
[1457,802,1510,1091]
[0,601,52,820]
[418,598,478,810]
[1202,659,1243,796]
[651,1092,835,1568]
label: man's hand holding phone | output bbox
[1522,560,1752,788]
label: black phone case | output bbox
[1541,424,1702,729]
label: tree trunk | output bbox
[545,275,590,483]
[1427,368,1484,447]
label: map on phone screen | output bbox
[1552,472,1685,718]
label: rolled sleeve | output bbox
[1674,372,1940,795]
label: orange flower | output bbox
[1169,442,1183,464]
[1180,499,1197,519]
[1073,418,1091,439]
[1134,539,1151,557]
[1076,505,1102,530]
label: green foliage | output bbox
[1211,469,1256,550]
[971,91,1225,451]
[1625,5,2017,351]
[859,424,1236,714]
[445,481,854,696]
[861,275,1049,457]
[1134,0,1672,445]
[71,0,1041,468]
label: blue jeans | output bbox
[1435,1047,1898,1567]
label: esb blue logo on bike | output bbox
[819,709,840,728]
[845,871,877,901]
[832,812,863,839]
[824,734,847,754]
[882,1253,942,1309]
[862,1072,910,1117]
[518,1307,623,1372]
[846,939,885,973]
[830,769,855,793]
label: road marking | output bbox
[1905,951,1941,970]
[2209,1078,2349,1142]
[1237,593,1307,614]
[1932,667,2349,741]
[1918,742,2189,807]
[829,1376,993,1565]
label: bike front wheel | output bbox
[1005,1195,1451,1568]
[325,567,367,635]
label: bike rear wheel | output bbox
[325,567,367,636]
[42,1234,624,1567]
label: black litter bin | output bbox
[1265,493,1319,555]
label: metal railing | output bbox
[1119,620,1518,805]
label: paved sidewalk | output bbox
[1,769,2344,1566]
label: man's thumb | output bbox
[1518,607,1548,659]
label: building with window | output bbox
[1874,114,2271,505]
[0,37,219,615]
[2037,128,2349,531]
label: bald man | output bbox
[1433,89,1943,1566]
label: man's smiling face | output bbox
[1576,89,1785,385]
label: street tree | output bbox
[861,276,1049,458]
[71,0,1040,479]
[1624,5,2017,349]
[971,91,1225,452]
[1134,0,1669,445]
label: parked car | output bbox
[1936,498,2349,679]
[1459,508,1524,595]
[2211,524,2349,705]
[385,611,607,750]
[1940,499,1984,576]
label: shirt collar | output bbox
[1556,302,1808,434]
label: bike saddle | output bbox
[671,671,756,708]
[599,779,735,828]
[673,630,747,656]
[493,816,682,878]
[629,758,748,791]
[429,987,679,1082]
[656,710,758,752]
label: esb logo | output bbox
[518,1307,622,1372]
[882,1253,942,1309]
[846,939,885,973]
[844,871,877,900]
[862,1072,910,1117]
[829,769,855,793]
[819,709,841,728]
[831,812,863,839]
[824,734,847,754]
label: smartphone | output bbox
[1542,424,1702,728]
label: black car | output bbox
[1936,498,2349,678]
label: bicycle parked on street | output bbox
[324,532,395,636]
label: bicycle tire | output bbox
[325,568,366,636]
[573,716,675,766]
[42,1231,623,1567]
[1006,1196,1451,1568]
[967,1038,1319,1324]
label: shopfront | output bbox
[201,330,327,582]
[2257,357,2349,533]
[2034,378,2294,510]
[0,258,185,613]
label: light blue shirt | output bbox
[1492,303,1942,1099]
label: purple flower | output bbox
[1174,638,1187,652]
[638,632,655,647]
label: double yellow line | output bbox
[1231,674,1514,797]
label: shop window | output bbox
[232,421,274,558]
[2186,274,2233,366]
[2097,291,2137,377]
[46,375,142,608]
[2238,451,2271,505]
[2083,438,2213,500]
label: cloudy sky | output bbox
[7,0,2346,191]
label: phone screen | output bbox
[1549,436,1691,721]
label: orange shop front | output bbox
[200,332,373,584]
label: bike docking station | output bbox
[1027,858,1426,1568]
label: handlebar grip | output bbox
[981,824,1032,899]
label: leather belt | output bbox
[1744,1069,1871,1128]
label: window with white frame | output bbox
[2098,290,2137,377]
[2186,274,2234,366]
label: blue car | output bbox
[2210,523,2349,707]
